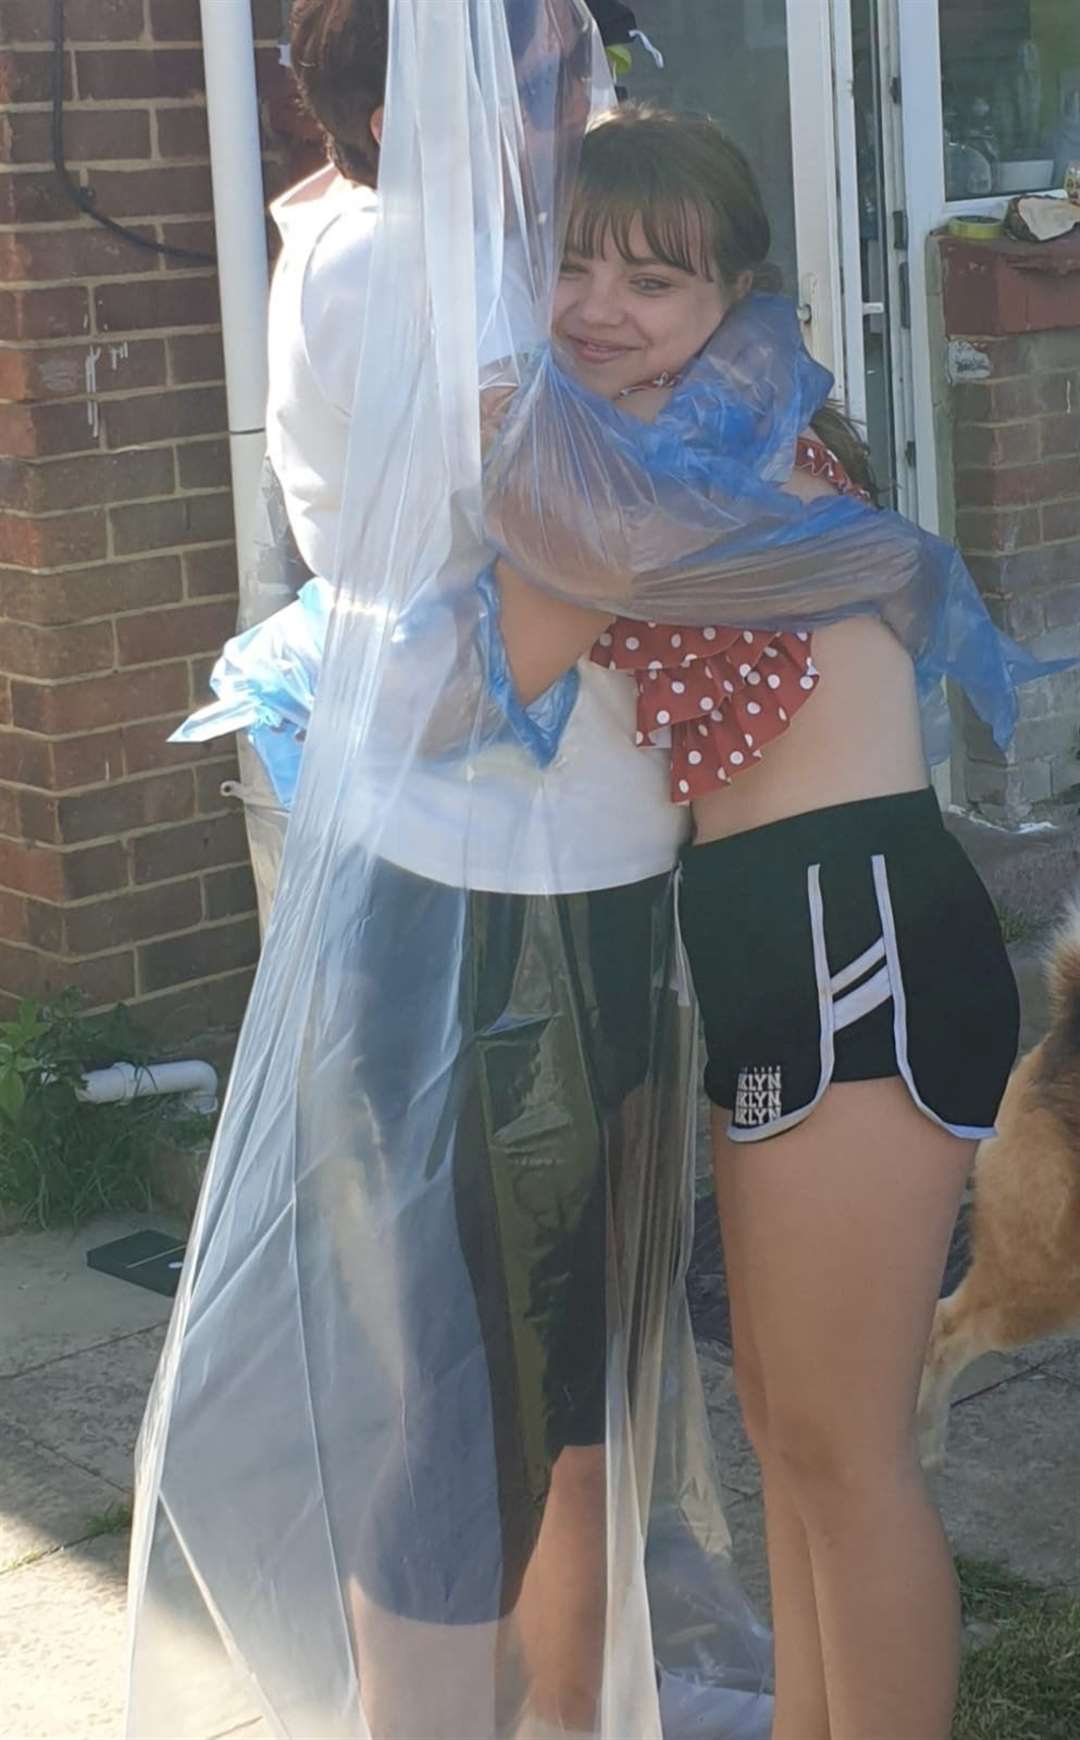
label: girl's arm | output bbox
[495,557,612,704]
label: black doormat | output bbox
[687,1194,973,1350]
[86,1230,186,1297]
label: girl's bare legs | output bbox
[714,1079,972,1740]
[712,1120,831,1740]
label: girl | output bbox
[487,106,1024,1740]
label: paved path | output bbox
[2,812,1078,1735]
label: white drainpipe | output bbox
[198,0,270,575]
[78,1060,219,1117]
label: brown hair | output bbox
[289,0,388,188]
[571,106,878,500]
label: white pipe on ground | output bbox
[198,0,271,575]
[78,1061,219,1117]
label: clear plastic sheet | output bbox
[125,5,772,1738]
[484,293,1067,758]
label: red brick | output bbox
[194,758,237,814]
[954,506,1043,556]
[0,784,19,837]
[954,458,1080,509]
[53,770,196,846]
[0,49,73,104]
[24,899,65,953]
[1041,414,1080,459]
[0,400,102,459]
[183,543,237,598]
[954,375,1071,423]
[0,508,106,568]
[148,0,202,40]
[1042,499,1080,543]
[160,220,217,268]
[65,878,204,955]
[156,106,211,159]
[0,169,81,225]
[0,837,128,901]
[132,810,249,884]
[110,491,233,556]
[0,448,175,514]
[101,384,226,448]
[75,50,206,103]
[167,331,225,385]
[2,107,151,167]
[0,886,28,943]
[95,272,219,333]
[81,162,213,221]
[139,914,259,993]
[203,863,257,921]
[0,619,115,680]
[10,664,189,735]
[953,421,1040,470]
[38,950,137,1012]
[0,730,52,786]
[178,437,231,490]
[0,0,145,41]
[0,338,167,404]
[0,555,183,626]
[15,789,60,845]
[123,715,221,774]
[115,599,236,666]
[0,222,159,283]
[0,284,90,341]
[136,966,255,1046]
[51,730,125,789]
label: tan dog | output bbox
[918,902,1080,1469]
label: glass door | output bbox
[624,0,857,391]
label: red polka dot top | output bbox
[589,436,871,803]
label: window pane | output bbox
[941,0,1080,199]
[628,0,798,296]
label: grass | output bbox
[992,902,1043,946]
[953,1555,1080,1739]
[80,1499,134,1540]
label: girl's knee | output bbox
[768,1408,921,1516]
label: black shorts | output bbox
[297,855,677,1623]
[678,789,1019,1142]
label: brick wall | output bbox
[941,236,1080,823]
[0,0,292,1045]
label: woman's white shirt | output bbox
[266,167,687,894]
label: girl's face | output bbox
[552,215,741,400]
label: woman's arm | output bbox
[495,557,613,704]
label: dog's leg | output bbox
[917,1280,997,1471]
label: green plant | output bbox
[954,1555,1080,1739]
[0,991,213,1229]
[992,902,1041,946]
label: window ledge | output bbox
[938,231,1080,337]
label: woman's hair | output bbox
[289,0,388,188]
[571,106,878,500]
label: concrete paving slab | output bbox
[697,1340,761,1501]
[0,1214,180,1379]
[1036,1336,1080,1385]
[933,1367,1080,1590]
[3,1324,165,1491]
[0,1419,123,1575]
[0,1531,128,1738]
[724,1492,770,1623]
[951,1349,1031,1403]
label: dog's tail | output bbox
[1046,897,1080,1043]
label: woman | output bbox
[486,108,1026,1740]
[127,11,771,1740]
